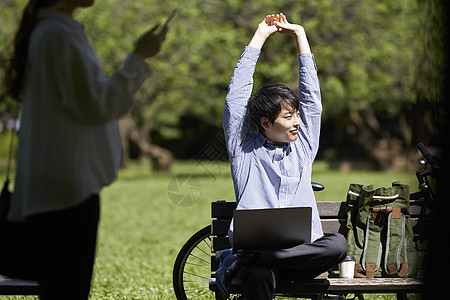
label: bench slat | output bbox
[321,219,347,235]
[317,202,346,218]
[410,218,432,235]
[212,200,432,220]
[209,277,425,295]
[273,278,425,294]
[0,278,40,295]
[211,201,236,219]
[212,218,431,237]
[212,219,231,236]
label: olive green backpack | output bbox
[345,182,417,278]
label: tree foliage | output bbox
[0,0,445,170]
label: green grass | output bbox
[0,160,421,299]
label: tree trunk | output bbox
[118,115,173,172]
[345,110,419,171]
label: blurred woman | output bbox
[1,0,169,299]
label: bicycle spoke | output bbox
[188,252,211,265]
[186,261,210,269]
[201,237,212,248]
[183,271,210,281]
[195,243,212,258]
[184,280,210,284]
[185,285,210,292]
[186,289,212,299]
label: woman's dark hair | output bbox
[2,0,59,102]
[246,84,299,132]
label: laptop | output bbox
[233,207,312,251]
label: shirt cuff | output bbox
[242,46,261,62]
[126,52,151,76]
[298,53,317,71]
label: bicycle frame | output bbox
[410,142,440,201]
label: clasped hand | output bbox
[249,12,310,53]
[261,13,304,36]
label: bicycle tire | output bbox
[173,225,214,300]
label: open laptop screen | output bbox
[233,207,312,251]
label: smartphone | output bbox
[161,9,177,29]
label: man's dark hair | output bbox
[246,84,299,132]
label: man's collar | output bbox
[257,131,291,153]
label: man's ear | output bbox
[260,117,271,131]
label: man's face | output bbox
[261,103,300,145]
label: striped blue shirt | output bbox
[223,46,324,243]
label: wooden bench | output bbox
[0,275,40,295]
[209,200,431,299]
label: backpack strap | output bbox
[360,208,385,278]
[346,184,365,278]
[384,207,409,277]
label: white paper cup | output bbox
[339,256,356,279]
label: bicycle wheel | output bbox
[173,225,215,300]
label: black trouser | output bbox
[28,195,100,300]
[239,233,347,300]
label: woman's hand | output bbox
[134,11,175,59]
[134,24,168,59]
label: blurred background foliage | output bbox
[0,0,447,171]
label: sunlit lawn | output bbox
[0,160,420,299]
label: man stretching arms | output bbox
[217,13,347,300]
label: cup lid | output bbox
[343,256,356,261]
